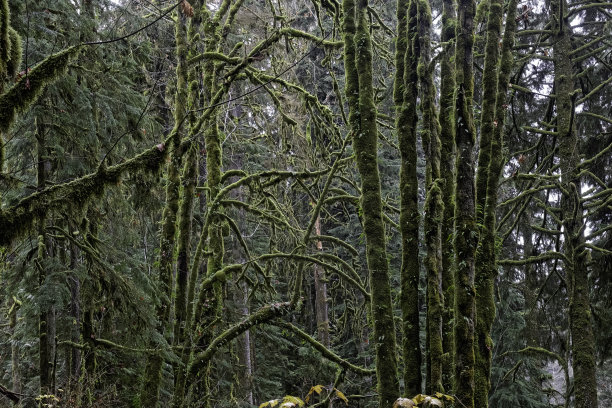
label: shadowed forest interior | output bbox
[0,0,611,407]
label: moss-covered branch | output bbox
[0,140,168,247]
[0,45,82,132]
[497,251,568,265]
[187,302,291,377]
[272,320,375,376]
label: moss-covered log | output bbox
[394,0,422,396]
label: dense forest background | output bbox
[0,0,611,407]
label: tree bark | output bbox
[439,0,456,393]
[394,0,422,396]
[343,0,400,406]
[452,0,477,403]
[314,215,331,347]
[552,0,599,405]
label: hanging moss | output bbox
[0,45,82,132]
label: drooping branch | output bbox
[271,320,376,376]
[0,45,83,132]
[0,141,168,246]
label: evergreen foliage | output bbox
[0,1,611,407]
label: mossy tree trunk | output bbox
[36,118,56,401]
[452,0,477,403]
[344,0,399,406]
[473,0,519,405]
[9,297,21,395]
[472,0,503,405]
[552,0,598,406]
[394,0,422,397]
[416,0,444,394]
[439,0,456,393]
[314,215,331,347]
[141,6,190,407]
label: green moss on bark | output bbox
[0,45,82,132]
[453,0,477,401]
[346,1,399,406]
[552,0,599,406]
[439,0,456,393]
[395,0,422,396]
[473,0,503,405]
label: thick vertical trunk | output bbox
[69,243,81,385]
[552,0,598,406]
[416,0,444,394]
[343,0,399,406]
[439,0,456,393]
[473,0,503,404]
[394,0,422,396]
[141,6,190,406]
[235,281,254,405]
[453,0,477,403]
[36,119,56,400]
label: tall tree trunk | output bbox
[452,0,477,403]
[314,215,331,347]
[141,6,190,406]
[416,0,444,394]
[439,0,456,393]
[394,0,422,396]
[9,297,21,395]
[552,0,598,405]
[36,118,56,401]
[473,0,503,404]
[235,281,254,405]
[69,242,81,387]
[343,0,399,406]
